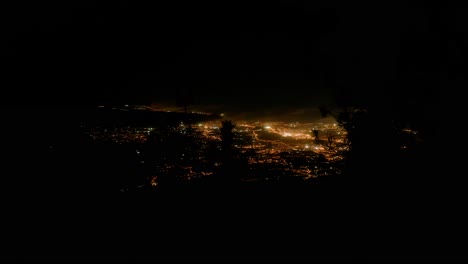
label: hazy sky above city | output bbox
[2,1,457,121]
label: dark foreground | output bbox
[4,176,467,262]
[2,108,464,262]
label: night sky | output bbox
[1,2,462,119]
[2,3,464,260]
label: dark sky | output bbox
[1,2,464,119]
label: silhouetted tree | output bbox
[312,129,319,143]
[317,4,442,189]
[220,120,235,154]
[326,132,335,149]
[218,120,244,184]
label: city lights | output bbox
[83,107,347,184]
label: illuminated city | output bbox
[5,1,447,261]
[82,106,349,189]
